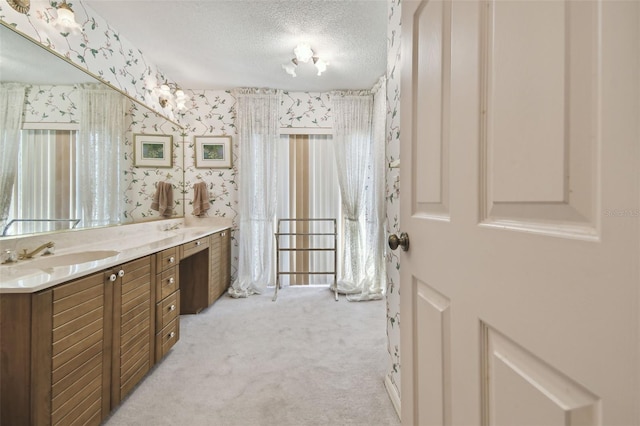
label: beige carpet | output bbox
[104,286,400,426]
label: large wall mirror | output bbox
[0,24,185,238]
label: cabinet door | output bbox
[49,273,112,425]
[111,256,155,407]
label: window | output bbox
[276,134,341,286]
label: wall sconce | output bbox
[282,43,329,78]
[153,82,190,112]
[53,0,83,34]
[6,0,29,14]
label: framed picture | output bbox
[195,136,232,168]
[133,134,173,168]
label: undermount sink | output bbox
[26,250,120,269]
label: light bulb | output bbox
[293,43,314,63]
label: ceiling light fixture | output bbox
[53,0,83,34]
[282,43,329,78]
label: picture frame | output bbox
[133,134,173,168]
[195,136,232,169]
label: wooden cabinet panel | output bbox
[50,273,110,426]
[208,229,231,305]
[180,249,209,314]
[111,255,155,407]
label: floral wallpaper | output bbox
[385,0,402,406]
[280,91,332,129]
[23,85,80,123]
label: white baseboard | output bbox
[384,374,401,421]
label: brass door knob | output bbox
[388,232,410,251]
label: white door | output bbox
[398,0,639,424]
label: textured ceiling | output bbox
[84,0,388,92]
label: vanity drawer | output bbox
[156,247,178,272]
[155,317,180,362]
[180,237,209,259]
[155,290,180,330]
[156,266,178,302]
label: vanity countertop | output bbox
[0,224,230,294]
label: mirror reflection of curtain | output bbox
[229,88,281,298]
[8,129,79,235]
[331,79,386,301]
[0,83,26,235]
[78,84,125,228]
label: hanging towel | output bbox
[151,181,174,217]
[193,182,210,217]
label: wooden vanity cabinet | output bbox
[155,247,180,363]
[0,255,155,425]
[0,270,113,426]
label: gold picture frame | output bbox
[133,134,173,168]
[195,136,232,169]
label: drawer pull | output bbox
[118,269,125,277]
[109,274,117,282]
[221,232,225,237]
[169,304,176,311]
[168,277,175,284]
[169,331,175,338]
[196,241,201,246]
[169,256,175,264]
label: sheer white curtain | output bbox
[356,77,387,301]
[229,88,281,298]
[0,83,26,235]
[331,83,386,301]
[331,91,374,297]
[78,84,125,228]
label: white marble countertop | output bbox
[0,221,230,294]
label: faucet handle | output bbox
[1,250,17,264]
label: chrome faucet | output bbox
[19,242,55,260]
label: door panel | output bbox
[481,324,600,425]
[480,0,598,236]
[400,0,639,424]
[414,0,451,217]
[415,280,451,425]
